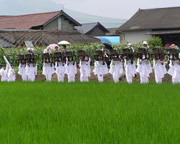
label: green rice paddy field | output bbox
[0,82,180,144]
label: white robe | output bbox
[168,61,180,83]
[136,59,152,84]
[42,63,55,82]
[55,62,66,82]
[8,68,16,82]
[153,60,167,83]
[18,64,28,81]
[109,60,123,83]
[65,61,77,82]
[0,68,8,81]
[93,61,108,82]
[79,59,91,82]
[26,64,37,82]
[124,59,136,83]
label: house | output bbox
[75,22,109,36]
[0,11,100,47]
[0,10,81,32]
[118,7,180,46]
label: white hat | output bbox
[128,43,132,46]
[27,47,34,52]
[143,41,148,45]
[46,46,51,50]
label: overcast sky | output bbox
[0,0,180,19]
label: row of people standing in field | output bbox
[19,42,180,83]
[1,42,180,83]
[96,42,180,84]
[42,46,90,82]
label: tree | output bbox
[148,37,163,49]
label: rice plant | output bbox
[0,82,179,144]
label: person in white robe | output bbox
[8,66,16,82]
[109,60,123,83]
[54,51,66,82]
[65,60,77,82]
[124,58,136,83]
[24,48,37,82]
[2,56,16,82]
[123,44,136,83]
[42,62,54,82]
[136,56,152,84]
[93,60,108,82]
[168,60,180,83]
[153,59,167,83]
[109,55,123,83]
[79,56,91,82]
[93,50,109,82]
[136,42,152,84]
[55,61,66,82]
[18,62,28,81]
[0,66,8,81]
[42,47,54,82]
[25,63,37,82]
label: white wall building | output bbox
[118,7,180,46]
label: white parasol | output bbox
[58,40,71,45]
[47,44,60,50]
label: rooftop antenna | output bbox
[59,3,64,11]
[62,4,65,11]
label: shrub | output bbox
[148,37,163,49]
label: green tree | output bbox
[148,37,163,49]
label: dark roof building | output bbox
[75,22,109,36]
[0,10,81,32]
[118,7,180,46]
[0,29,100,48]
[106,28,119,36]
